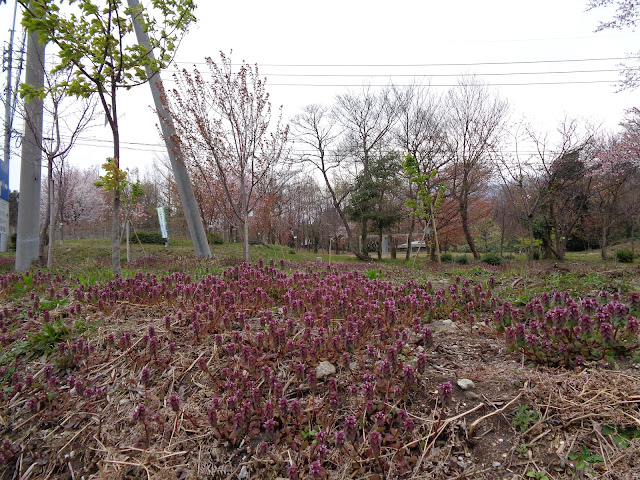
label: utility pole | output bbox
[1,0,19,252]
[127,0,211,258]
[15,20,45,271]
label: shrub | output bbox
[533,250,540,261]
[482,253,503,266]
[616,248,634,263]
[440,253,453,263]
[455,255,469,265]
[207,231,224,245]
[131,231,165,245]
[498,291,640,366]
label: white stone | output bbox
[238,465,249,479]
[457,379,476,390]
[316,361,336,379]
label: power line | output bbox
[162,78,621,87]
[173,56,637,68]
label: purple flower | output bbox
[307,368,317,391]
[362,381,374,401]
[369,430,382,457]
[291,398,301,417]
[344,415,357,442]
[379,359,392,378]
[422,326,433,348]
[315,444,328,460]
[334,430,346,448]
[309,460,325,478]
[416,352,427,373]
[140,367,150,386]
[278,397,289,415]
[288,465,299,480]
[600,322,614,343]
[505,326,516,348]
[207,408,217,427]
[263,400,274,419]
[438,381,452,404]
[168,394,181,413]
[133,403,147,422]
[403,416,415,433]
[263,417,276,433]
[402,364,415,385]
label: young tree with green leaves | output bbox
[94,158,144,262]
[403,153,445,264]
[19,0,196,275]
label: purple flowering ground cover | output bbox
[0,259,639,479]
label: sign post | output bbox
[157,207,169,246]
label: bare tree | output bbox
[162,53,289,262]
[20,67,97,267]
[333,85,399,258]
[395,84,448,261]
[291,104,366,258]
[496,122,552,262]
[444,77,508,259]
[532,119,599,260]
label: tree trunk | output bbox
[39,159,53,265]
[430,202,441,264]
[377,226,382,260]
[499,211,505,257]
[241,180,250,263]
[126,219,130,263]
[528,217,535,265]
[389,234,396,259]
[46,177,55,268]
[406,216,415,261]
[112,188,121,275]
[459,201,479,259]
[601,222,608,260]
[361,218,369,259]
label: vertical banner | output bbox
[156,207,168,239]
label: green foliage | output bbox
[346,155,404,233]
[602,424,640,448]
[132,231,165,245]
[481,253,503,266]
[525,472,549,480]
[568,445,603,470]
[512,404,540,432]
[365,268,380,280]
[440,253,453,263]
[207,231,224,245]
[20,0,197,102]
[455,255,469,265]
[17,320,69,360]
[616,248,634,263]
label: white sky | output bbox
[2,0,640,190]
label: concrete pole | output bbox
[1,0,19,252]
[15,26,45,271]
[127,0,211,258]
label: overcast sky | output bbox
[2,0,639,189]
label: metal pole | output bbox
[15,23,45,271]
[127,0,210,258]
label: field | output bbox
[0,240,639,479]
